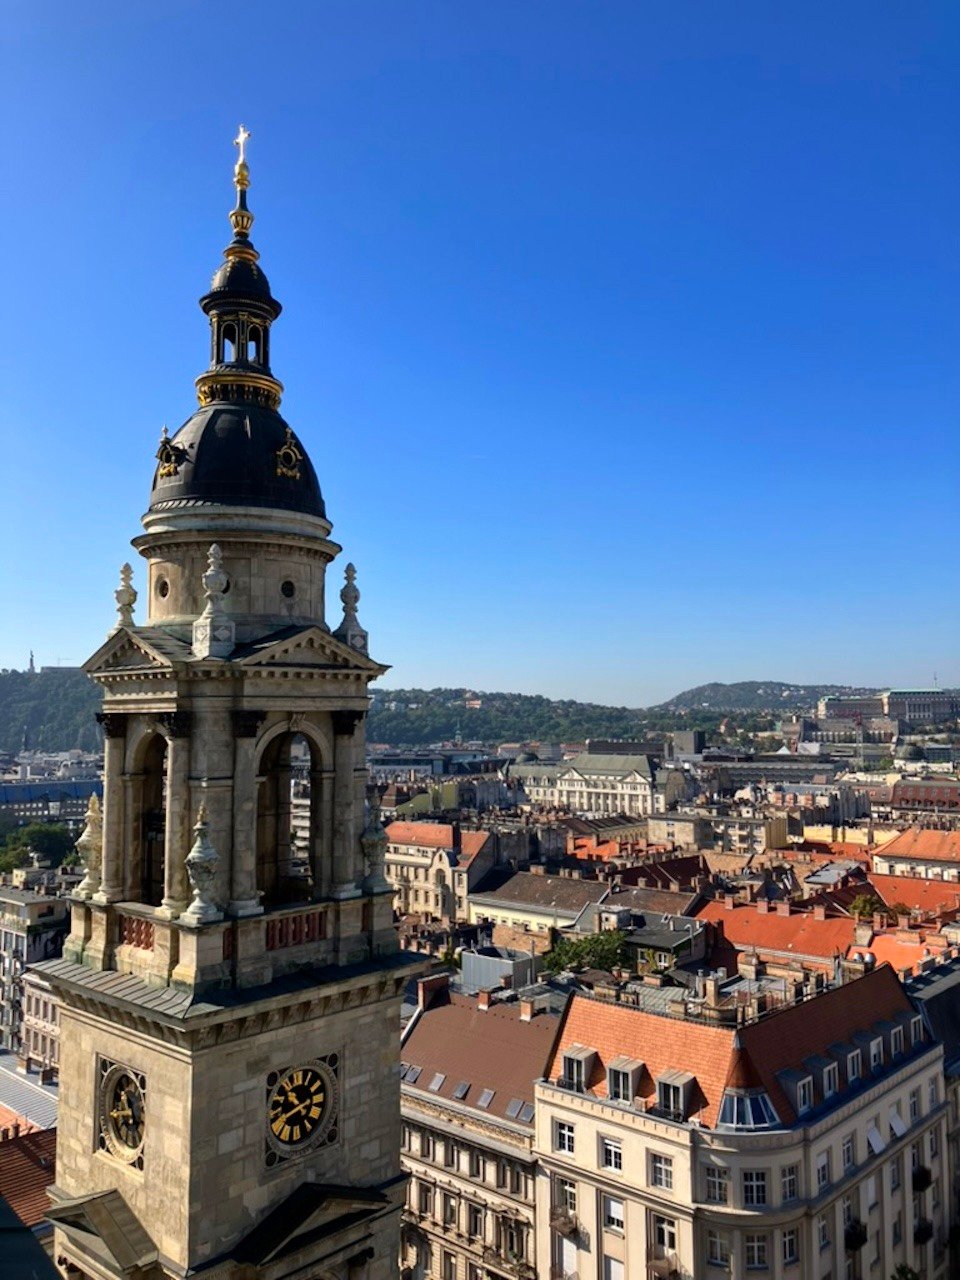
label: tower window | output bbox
[156,578,169,599]
[247,325,262,363]
[222,322,238,362]
[281,580,296,598]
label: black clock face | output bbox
[268,1066,326,1147]
[106,1070,145,1151]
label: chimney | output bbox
[756,899,769,915]
[477,988,493,1012]
[725,895,736,911]
[11,1122,19,1138]
[416,973,449,1011]
[813,905,826,921]
[776,901,791,917]
[519,997,536,1022]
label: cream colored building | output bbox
[510,754,665,818]
[399,975,558,1280]
[385,822,496,923]
[536,966,948,1280]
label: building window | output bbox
[743,1169,768,1206]
[657,1080,683,1119]
[781,1164,798,1202]
[842,1132,855,1171]
[562,1054,587,1092]
[847,1049,862,1083]
[745,1233,768,1270]
[418,1184,433,1216]
[892,1026,904,1056]
[442,1251,456,1280]
[603,1195,624,1232]
[842,1195,853,1226]
[469,1149,483,1179]
[818,1215,829,1250]
[705,1165,729,1204]
[782,1227,799,1266]
[816,1151,830,1193]
[911,1015,924,1045]
[607,1066,631,1101]
[554,1121,575,1154]
[652,1215,676,1255]
[603,1259,624,1280]
[929,1127,939,1158]
[443,1194,457,1227]
[468,1204,484,1237]
[707,1230,730,1267]
[870,1038,883,1071]
[824,1062,839,1097]
[422,1132,435,1161]
[601,1137,622,1171]
[650,1153,673,1190]
[444,1140,457,1168]
[401,1124,412,1150]
[928,1077,939,1109]
[909,1088,920,1122]
[797,1076,813,1114]
[891,1155,902,1190]
[893,1211,902,1245]
[554,1177,577,1213]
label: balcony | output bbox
[647,1249,680,1278]
[844,1219,868,1252]
[912,1164,933,1193]
[550,1206,578,1237]
[550,1270,578,1280]
[914,1218,934,1246]
[555,1076,586,1094]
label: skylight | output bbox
[518,1103,535,1124]
[405,1066,422,1084]
[428,1072,445,1092]
[477,1088,495,1109]
[453,1081,470,1100]
[505,1098,523,1119]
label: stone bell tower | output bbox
[37,129,420,1280]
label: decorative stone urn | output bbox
[180,804,224,926]
[75,792,103,899]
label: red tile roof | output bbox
[402,991,557,1125]
[695,900,856,961]
[546,966,914,1129]
[873,828,960,865]
[867,874,960,918]
[0,1105,39,1135]
[385,822,492,866]
[0,1128,55,1227]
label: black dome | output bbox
[149,403,326,519]
[203,255,278,310]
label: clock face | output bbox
[267,1066,327,1147]
[98,1062,146,1165]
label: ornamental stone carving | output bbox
[113,563,137,631]
[75,792,103,899]
[192,543,235,660]
[180,804,223,926]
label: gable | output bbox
[83,628,176,677]
[236,626,387,676]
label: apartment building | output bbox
[536,965,947,1280]
[20,969,60,1076]
[386,821,496,922]
[0,888,68,1053]
[510,754,665,818]
[873,829,960,881]
[399,975,558,1280]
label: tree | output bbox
[542,931,627,976]
[0,821,75,867]
[849,894,882,920]
[887,902,911,918]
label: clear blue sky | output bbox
[1,2,957,705]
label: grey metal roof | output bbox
[0,1054,58,1130]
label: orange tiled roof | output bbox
[0,1106,38,1135]
[873,828,960,864]
[546,965,913,1129]
[867,874,960,918]
[695,900,856,960]
[0,1128,55,1227]
[849,927,949,974]
[385,822,492,866]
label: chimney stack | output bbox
[519,997,535,1022]
[416,972,450,1011]
[477,989,493,1012]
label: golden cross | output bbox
[234,124,251,165]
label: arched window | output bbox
[137,734,167,907]
[222,322,238,363]
[247,325,261,363]
[256,732,317,908]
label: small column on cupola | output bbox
[333,563,368,654]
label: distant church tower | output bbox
[38,130,416,1280]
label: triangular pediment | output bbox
[234,1181,389,1266]
[47,1189,158,1273]
[83,627,177,677]
[236,625,387,675]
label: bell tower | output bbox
[37,131,419,1280]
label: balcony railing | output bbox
[844,1219,868,1252]
[647,1248,681,1278]
[912,1164,933,1193]
[914,1218,934,1246]
[550,1269,579,1280]
[265,907,326,951]
[118,914,154,951]
[555,1076,586,1094]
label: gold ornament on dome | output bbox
[276,426,303,480]
[155,425,185,477]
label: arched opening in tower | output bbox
[256,732,318,908]
[137,733,167,907]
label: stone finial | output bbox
[75,792,103,899]
[333,562,369,655]
[113,563,137,631]
[180,803,223,926]
[192,543,235,660]
[360,787,390,893]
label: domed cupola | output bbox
[148,127,325,520]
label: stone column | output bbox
[229,711,264,915]
[158,712,192,918]
[308,760,330,897]
[93,714,126,904]
[330,711,362,898]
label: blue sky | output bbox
[1,2,957,705]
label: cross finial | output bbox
[234,124,251,167]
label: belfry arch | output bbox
[130,731,167,907]
[255,727,325,908]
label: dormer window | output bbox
[847,1050,862,1084]
[561,1046,596,1094]
[606,1055,643,1104]
[655,1070,694,1122]
[891,1026,904,1057]
[718,1090,779,1129]
[870,1038,883,1072]
[797,1076,814,1115]
[911,1016,924,1046]
[824,1063,839,1099]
